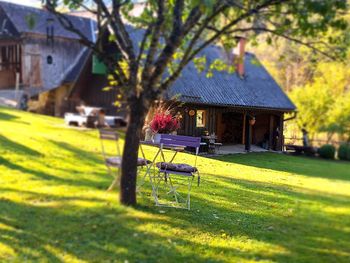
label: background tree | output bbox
[45,0,349,206]
[290,60,350,141]
[253,39,318,92]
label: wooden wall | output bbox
[71,57,124,115]
[22,36,84,90]
[178,105,218,136]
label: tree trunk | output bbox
[120,98,147,206]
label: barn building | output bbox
[0,1,95,115]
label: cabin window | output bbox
[196,110,206,128]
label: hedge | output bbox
[338,144,350,161]
[318,144,336,159]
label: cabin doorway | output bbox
[217,112,244,144]
[0,44,21,89]
[28,54,42,87]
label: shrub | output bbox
[338,144,350,161]
[318,144,336,159]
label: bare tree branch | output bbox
[158,0,290,91]
[111,0,137,62]
[46,1,128,85]
[147,3,203,90]
[141,0,165,84]
[136,24,153,68]
[230,27,340,59]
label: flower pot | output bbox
[153,133,162,143]
[144,126,153,141]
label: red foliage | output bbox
[150,112,180,133]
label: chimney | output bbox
[234,37,246,77]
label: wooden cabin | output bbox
[163,40,296,151]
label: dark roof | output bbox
[114,27,294,111]
[166,46,296,111]
[0,1,95,40]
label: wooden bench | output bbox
[285,145,317,156]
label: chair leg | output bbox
[187,176,194,210]
[153,171,163,206]
[168,174,179,204]
[107,167,120,191]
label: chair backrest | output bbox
[160,134,201,168]
[99,129,119,141]
[160,134,201,152]
[98,129,120,160]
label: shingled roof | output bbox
[0,1,95,41]
[166,45,296,111]
[121,26,295,111]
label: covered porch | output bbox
[177,104,285,152]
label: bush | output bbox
[338,144,350,161]
[318,144,336,159]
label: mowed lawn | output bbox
[0,107,350,263]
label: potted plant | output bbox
[150,112,180,143]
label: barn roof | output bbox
[0,1,95,41]
[166,46,296,111]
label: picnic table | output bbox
[201,135,222,154]
[65,106,126,128]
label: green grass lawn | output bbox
[0,107,350,263]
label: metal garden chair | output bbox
[155,134,201,210]
[99,129,150,191]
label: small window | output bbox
[30,94,39,101]
[196,110,206,128]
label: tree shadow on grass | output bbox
[49,140,103,166]
[0,111,18,121]
[214,152,350,182]
[205,173,350,206]
[0,110,30,125]
[137,173,350,262]
[0,187,107,204]
[0,138,117,190]
[0,156,110,190]
[0,135,42,157]
[0,197,234,262]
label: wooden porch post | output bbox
[216,110,222,141]
[244,114,251,152]
[269,115,274,150]
[242,112,246,144]
[278,114,284,151]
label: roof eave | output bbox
[179,100,296,112]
